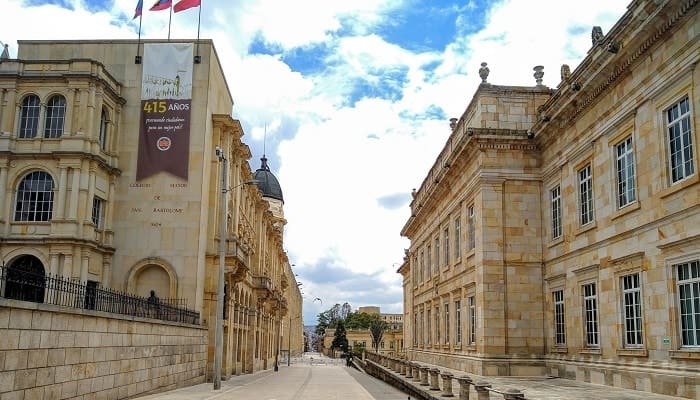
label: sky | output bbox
[2,0,630,325]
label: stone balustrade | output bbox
[364,352,526,400]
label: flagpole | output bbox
[195,0,202,63]
[136,14,143,64]
[167,2,173,41]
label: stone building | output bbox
[399,0,699,398]
[0,39,302,380]
[323,306,405,357]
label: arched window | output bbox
[98,108,109,150]
[14,171,54,222]
[4,255,46,303]
[44,95,66,138]
[18,94,40,138]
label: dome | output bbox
[253,156,284,203]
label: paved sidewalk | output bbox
[135,354,407,400]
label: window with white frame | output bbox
[616,136,637,208]
[444,302,450,344]
[468,205,475,250]
[677,259,700,346]
[44,95,66,138]
[454,217,461,259]
[551,186,562,239]
[468,296,476,345]
[14,171,54,222]
[18,94,40,139]
[582,282,599,347]
[99,108,109,150]
[91,197,104,229]
[621,273,643,347]
[443,227,449,266]
[455,300,462,345]
[578,165,594,226]
[434,237,439,274]
[553,290,566,346]
[666,97,694,184]
[434,306,440,344]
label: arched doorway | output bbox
[4,255,46,303]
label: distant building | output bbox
[322,306,404,357]
[399,1,699,398]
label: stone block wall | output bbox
[0,299,207,400]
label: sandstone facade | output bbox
[399,1,699,397]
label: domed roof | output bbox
[253,155,284,203]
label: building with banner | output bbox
[399,0,699,398]
[0,38,303,386]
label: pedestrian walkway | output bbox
[134,353,407,400]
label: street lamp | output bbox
[213,146,259,390]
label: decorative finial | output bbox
[560,64,571,82]
[533,65,544,86]
[591,26,604,46]
[0,43,9,60]
[449,118,458,130]
[478,62,489,84]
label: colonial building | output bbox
[0,39,302,380]
[322,306,405,357]
[399,0,699,398]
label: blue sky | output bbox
[2,0,630,325]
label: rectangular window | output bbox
[444,302,450,344]
[435,307,440,344]
[677,260,700,346]
[621,273,643,347]
[553,290,566,345]
[413,313,418,345]
[427,246,432,278]
[468,296,476,345]
[419,251,424,283]
[616,136,637,208]
[454,217,461,259]
[92,197,104,228]
[578,165,594,226]
[426,309,431,345]
[582,283,599,347]
[420,311,425,345]
[468,205,475,250]
[413,257,418,285]
[551,186,562,239]
[455,300,462,345]
[666,97,694,183]
[443,228,449,266]
[434,237,439,273]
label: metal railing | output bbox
[0,265,199,324]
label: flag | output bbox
[149,0,172,11]
[173,0,200,12]
[133,0,143,19]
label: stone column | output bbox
[68,166,80,220]
[49,253,60,277]
[412,363,421,382]
[101,256,111,288]
[62,253,74,279]
[429,368,441,391]
[474,382,491,400]
[441,372,454,397]
[56,167,68,219]
[420,366,430,386]
[404,361,412,378]
[456,375,473,400]
[80,252,88,283]
[0,164,7,222]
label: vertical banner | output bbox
[137,43,193,181]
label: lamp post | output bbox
[213,146,259,390]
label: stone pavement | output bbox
[135,352,688,400]
[134,353,407,400]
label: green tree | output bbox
[369,315,387,352]
[345,311,373,330]
[331,320,349,354]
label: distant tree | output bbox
[345,311,373,330]
[331,320,349,354]
[369,315,387,352]
[315,302,354,337]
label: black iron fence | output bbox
[0,265,199,325]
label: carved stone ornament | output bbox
[560,64,571,82]
[478,62,489,84]
[533,65,544,86]
[591,26,604,45]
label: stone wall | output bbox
[0,299,207,400]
